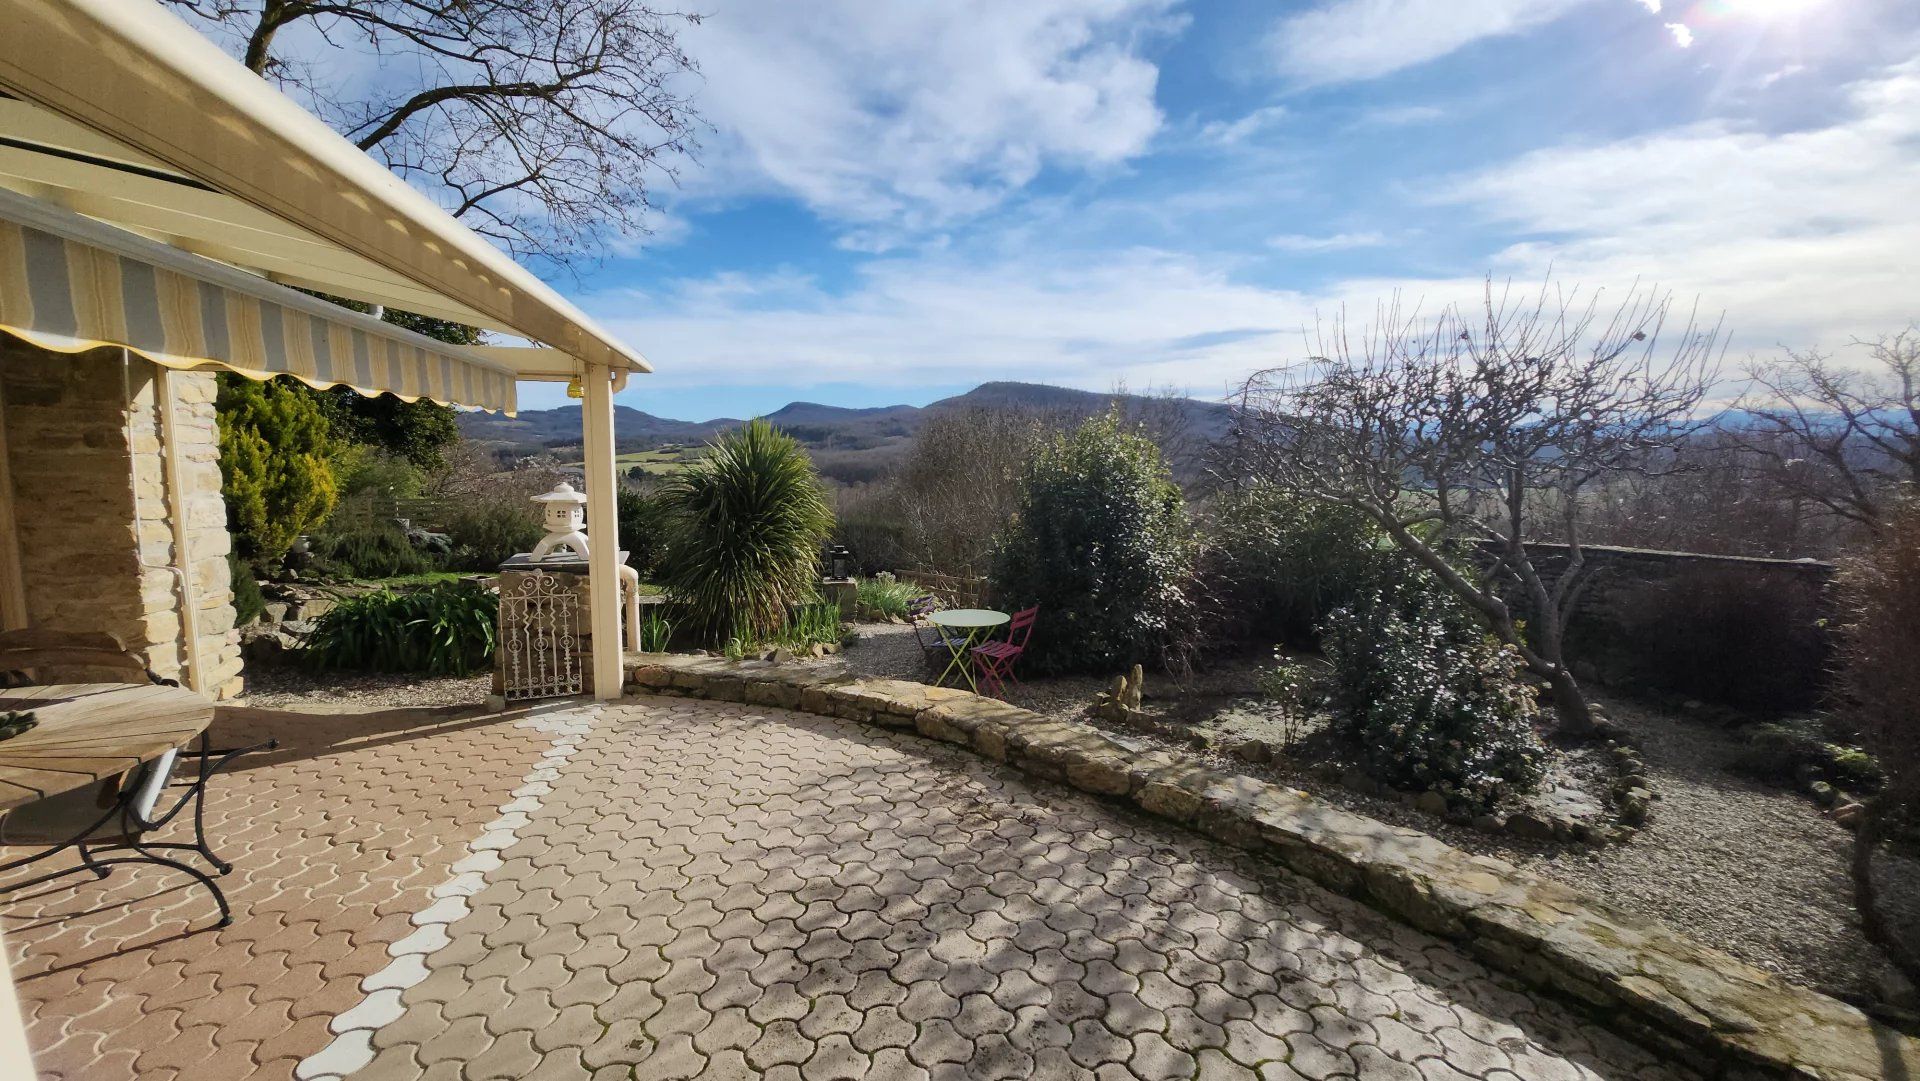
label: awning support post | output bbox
[581,362,623,700]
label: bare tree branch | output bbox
[165,0,704,271]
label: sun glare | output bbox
[1714,0,1824,17]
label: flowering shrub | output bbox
[1322,574,1547,809]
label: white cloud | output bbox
[1666,21,1695,47]
[1265,0,1593,85]
[1196,105,1291,146]
[1432,61,1920,352]
[1268,231,1390,252]
[680,0,1178,243]
[1636,0,1662,12]
[1358,105,1448,127]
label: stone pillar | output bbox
[493,555,600,699]
[0,341,243,696]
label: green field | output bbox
[565,446,697,475]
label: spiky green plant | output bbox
[657,420,835,646]
[302,582,498,676]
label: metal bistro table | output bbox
[929,608,1009,693]
[0,683,268,928]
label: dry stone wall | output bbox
[0,341,242,696]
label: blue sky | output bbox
[284,0,1920,418]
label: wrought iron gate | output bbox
[499,571,583,700]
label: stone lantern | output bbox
[530,481,591,560]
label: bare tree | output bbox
[893,407,1055,578]
[1731,330,1920,537]
[167,0,703,268]
[1232,280,1721,736]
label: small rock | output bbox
[771,647,795,663]
[1340,768,1378,796]
[1414,791,1449,815]
[1808,780,1837,806]
[809,643,828,658]
[1471,814,1505,832]
[1619,797,1649,825]
[1229,738,1272,764]
[1507,813,1555,840]
[1832,802,1866,829]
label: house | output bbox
[0,0,650,707]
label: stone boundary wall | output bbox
[1484,542,1836,709]
[627,653,1918,1081]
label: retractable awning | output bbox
[0,188,516,412]
[0,0,652,392]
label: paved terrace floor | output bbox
[1,696,1695,1081]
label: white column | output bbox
[581,362,624,700]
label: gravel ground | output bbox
[840,621,1920,1013]
[232,665,493,711]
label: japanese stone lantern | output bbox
[530,481,590,560]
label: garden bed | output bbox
[837,620,1920,1015]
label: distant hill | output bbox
[459,381,1235,459]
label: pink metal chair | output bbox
[970,606,1038,697]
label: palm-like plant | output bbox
[657,420,835,645]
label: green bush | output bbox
[229,554,266,626]
[1323,573,1547,809]
[776,601,844,648]
[1732,719,1882,792]
[440,500,544,571]
[1207,486,1386,647]
[656,420,835,645]
[309,523,438,579]
[855,575,918,620]
[614,486,667,580]
[217,374,342,566]
[988,411,1197,675]
[302,582,498,676]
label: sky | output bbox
[219,0,1920,419]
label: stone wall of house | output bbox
[1491,542,1835,712]
[0,340,243,697]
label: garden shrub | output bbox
[1206,486,1385,646]
[217,374,342,566]
[309,522,438,579]
[855,575,919,620]
[988,411,1198,675]
[1322,573,1547,809]
[1608,565,1831,714]
[656,420,835,646]
[229,554,266,626]
[614,486,667,580]
[302,582,497,676]
[440,500,544,571]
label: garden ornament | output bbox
[525,481,647,651]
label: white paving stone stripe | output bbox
[292,702,599,1081]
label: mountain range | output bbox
[458,381,1236,456]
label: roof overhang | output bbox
[0,0,649,382]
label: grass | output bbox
[359,570,468,588]
[564,447,698,475]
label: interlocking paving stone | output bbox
[8,693,1703,1079]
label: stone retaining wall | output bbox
[627,653,1919,1081]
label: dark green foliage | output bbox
[1207,486,1386,646]
[614,486,666,580]
[1732,719,1882,792]
[440,501,544,571]
[229,554,266,626]
[321,389,461,471]
[656,420,835,646]
[309,523,438,579]
[988,412,1197,675]
[303,582,497,676]
[1322,573,1547,809]
[217,374,342,566]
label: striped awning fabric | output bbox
[0,188,516,413]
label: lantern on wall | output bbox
[530,482,590,560]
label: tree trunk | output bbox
[1544,664,1595,738]
[1852,798,1920,992]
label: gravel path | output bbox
[839,622,1919,1013]
[233,665,493,711]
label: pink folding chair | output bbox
[970,606,1038,697]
